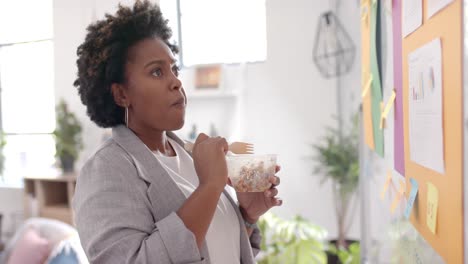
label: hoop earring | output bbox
[125,106,129,128]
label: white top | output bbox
[152,138,241,264]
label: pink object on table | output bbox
[7,228,51,264]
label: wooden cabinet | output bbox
[23,174,76,226]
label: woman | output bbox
[72,1,282,263]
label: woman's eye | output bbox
[152,68,162,77]
[172,65,180,76]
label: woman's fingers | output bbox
[271,197,283,206]
[275,198,283,206]
[194,133,209,145]
[265,187,278,198]
[217,137,229,154]
[265,188,282,206]
[275,165,281,173]
[269,175,280,187]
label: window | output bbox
[160,0,267,67]
[0,0,55,186]
[0,0,53,44]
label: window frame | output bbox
[0,39,56,187]
[164,0,267,68]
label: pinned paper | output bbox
[408,38,445,174]
[391,179,406,214]
[361,75,373,98]
[402,0,422,37]
[380,170,393,200]
[404,178,419,219]
[427,182,439,234]
[428,0,455,19]
[380,89,396,129]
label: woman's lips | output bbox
[172,97,186,108]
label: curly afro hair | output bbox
[74,0,178,128]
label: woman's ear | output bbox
[111,83,129,107]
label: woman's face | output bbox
[123,37,186,132]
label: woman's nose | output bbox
[169,70,182,90]
[171,76,182,90]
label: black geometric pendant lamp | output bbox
[313,11,355,78]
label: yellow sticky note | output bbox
[360,0,371,23]
[361,8,368,23]
[391,180,405,214]
[361,75,373,98]
[427,182,439,234]
[380,90,396,129]
[380,170,392,200]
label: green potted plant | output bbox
[311,114,359,252]
[329,241,360,264]
[53,99,83,173]
[257,212,328,264]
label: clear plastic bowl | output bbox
[226,154,277,192]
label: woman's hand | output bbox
[192,133,229,192]
[236,165,282,223]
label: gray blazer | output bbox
[73,125,261,264]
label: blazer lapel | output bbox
[112,126,185,215]
[112,126,211,261]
